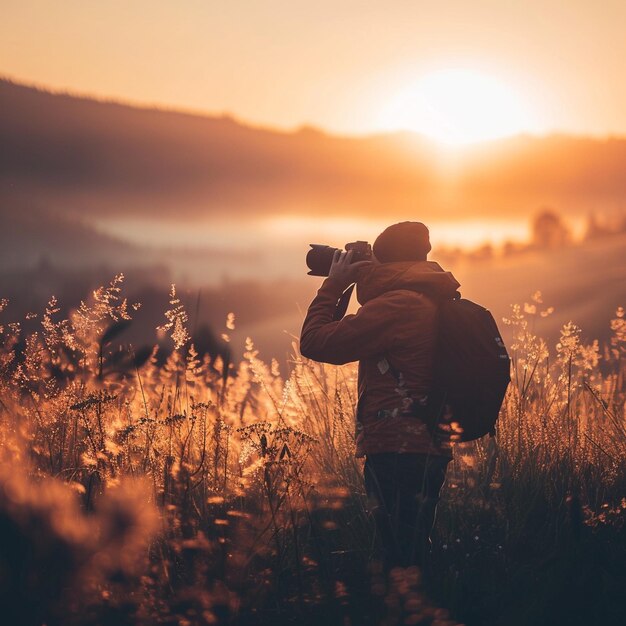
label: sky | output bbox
[2,1,626,140]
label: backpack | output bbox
[382,294,511,442]
[430,296,511,441]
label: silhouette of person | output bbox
[300,222,459,569]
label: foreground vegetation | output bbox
[0,277,624,625]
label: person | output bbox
[299,221,460,570]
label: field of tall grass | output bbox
[0,275,624,626]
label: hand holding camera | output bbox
[306,240,373,277]
[328,249,372,289]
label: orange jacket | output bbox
[300,261,460,457]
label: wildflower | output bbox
[157,284,190,350]
[578,340,600,370]
[226,312,236,331]
[556,321,581,360]
[70,391,117,411]
[610,306,625,358]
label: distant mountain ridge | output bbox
[1,77,626,221]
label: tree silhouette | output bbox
[532,208,571,249]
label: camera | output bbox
[306,241,372,276]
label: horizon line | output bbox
[2,72,626,145]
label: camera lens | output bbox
[306,245,339,276]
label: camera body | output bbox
[306,241,372,276]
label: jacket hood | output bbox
[356,261,460,305]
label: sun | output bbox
[380,69,537,146]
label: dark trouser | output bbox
[364,453,450,569]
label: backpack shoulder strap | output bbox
[332,283,356,321]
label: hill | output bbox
[2,78,626,222]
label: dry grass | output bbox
[0,277,624,625]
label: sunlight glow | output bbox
[263,216,531,249]
[380,69,539,145]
